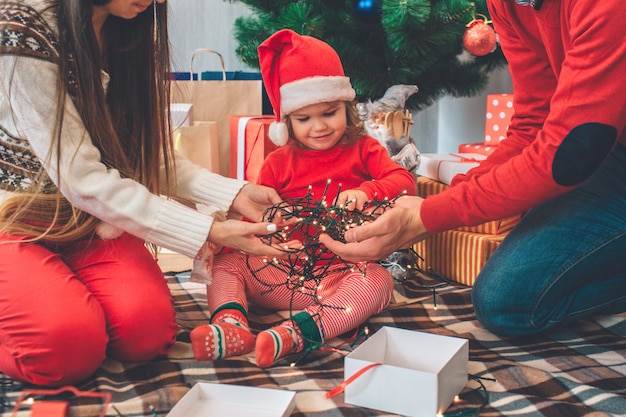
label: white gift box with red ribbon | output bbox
[415,153,486,185]
[343,326,468,417]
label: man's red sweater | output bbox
[421,0,626,233]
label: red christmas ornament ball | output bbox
[463,19,497,56]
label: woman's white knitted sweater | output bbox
[0,0,245,257]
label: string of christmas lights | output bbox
[439,374,495,417]
[246,180,452,358]
[381,246,452,309]
[246,180,402,356]
[250,180,401,304]
[0,374,23,414]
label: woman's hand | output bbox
[208,218,301,258]
[319,195,429,262]
[229,183,283,222]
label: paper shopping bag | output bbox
[174,122,220,173]
[171,49,263,176]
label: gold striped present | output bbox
[415,230,506,286]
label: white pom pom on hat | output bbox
[258,29,356,146]
[269,121,289,146]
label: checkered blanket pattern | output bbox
[2,272,625,417]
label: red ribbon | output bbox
[448,153,483,162]
[326,363,382,399]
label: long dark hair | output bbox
[59,0,173,187]
[1,0,175,242]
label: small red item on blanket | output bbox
[11,386,111,417]
[326,362,382,399]
[30,401,70,417]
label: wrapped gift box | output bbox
[415,229,506,286]
[166,382,296,417]
[170,103,193,129]
[415,153,486,185]
[344,326,468,417]
[174,122,220,173]
[229,115,278,182]
[417,176,521,235]
[484,93,514,146]
[457,142,496,156]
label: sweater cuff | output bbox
[420,192,464,234]
[146,199,214,258]
[184,170,246,211]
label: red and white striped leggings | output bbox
[208,251,395,340]
[0,232,177,387]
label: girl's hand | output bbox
[208,218,301,258]
[335,189,369,211]
[319,195,428,262]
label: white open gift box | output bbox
[344,326,468,417]
[166,382,296,417]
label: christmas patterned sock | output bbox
[255,312,321,368]
[190,307,254,361]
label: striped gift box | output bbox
[415,230,506,286]
[417,176,520,235]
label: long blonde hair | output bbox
[0,0,175,243]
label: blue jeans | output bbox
[472,143,626,336]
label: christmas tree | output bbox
[223,0,507,111]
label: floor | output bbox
[156,250,192,273]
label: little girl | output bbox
[190,29,417,367]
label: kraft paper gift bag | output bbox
[171,49,262,176]
[174,122,220,173]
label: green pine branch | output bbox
[225,0,507,111]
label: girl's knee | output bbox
[369,265,395,299]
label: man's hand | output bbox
[319,195,429,261]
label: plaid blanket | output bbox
[2,271,625,417]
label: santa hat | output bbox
[258,29,356,146]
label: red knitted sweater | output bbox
[258,136,416,203]
[421,0,626,233]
